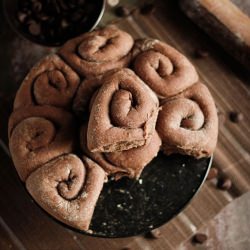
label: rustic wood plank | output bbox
[0,216,26,250]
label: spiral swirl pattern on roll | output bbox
[87,68,159,152]
[9,106,76,181]
[133,39,198,98]
[14,55,80,110]
[156,82,218,158]
[59,26,134,77]
[26,154,106,231]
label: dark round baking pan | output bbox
[30,152,212,238]
[88,153,212,237]
[3,0,105,47]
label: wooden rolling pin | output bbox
[179,0,250,71]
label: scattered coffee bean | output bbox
[229,111,244,123]
[140,3,156,15]
[115,6,131,17]
[121,248,131,250]
[195,48,209,58]
[145,228,161,239]
[192,233,207,244]
[217,177,232,190]
[206,167,218,180]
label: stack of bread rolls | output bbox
[8,26,218,232]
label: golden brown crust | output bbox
[87,68,159,152]
[156,82,218,158]
[59,26,134,77]
[26,154,106,231]
[9,106,76,181]
[14,54,80,110]
[133,39,198,98]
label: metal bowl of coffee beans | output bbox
[4,0,105,46]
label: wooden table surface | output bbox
[0,1,249,249]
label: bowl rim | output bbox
[2,0,106,47]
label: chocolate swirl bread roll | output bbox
[9,106,76,181]
[14,55,80,110]
[87,68,159,152]
[157,82,218,158]
[81,124,161,179]
[26,154,106,231]
[59,26,134,77]
[133,39,198,98]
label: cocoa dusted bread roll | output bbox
[133,39,198,98]
[14,54,80,110]
[59,26,134,77]
[26,154,106,231]
[156,82,218,158]
[87,68,159,153]
[179,0,250,71]
[81,124,161,179]
[8,106,76,181]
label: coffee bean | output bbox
[28,21,41,35]
[192,233,207,244]
[140,4,156,15]
[206,167,218,180]
[70,11,85,22]
[32,1,42,13]
[229,111,244,123]
[121,248,131,250]
[37,13,50,21]
[145,228,161,239]
[195,48,209,58]
[17,12,28,23]
[217,177,232,190]
[61,19,70,28]
[115,6,131,17]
